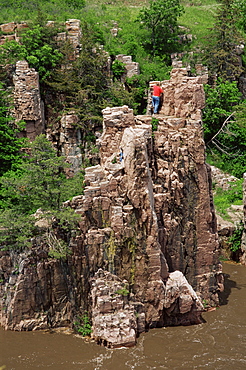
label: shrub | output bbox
[74,313,92,337]
[228,221,244,253]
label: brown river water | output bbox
[1,262,246,370]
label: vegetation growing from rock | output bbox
[74,313,92,337]
[228,221,244,252]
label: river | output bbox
[1,262,245,370]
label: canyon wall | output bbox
[0,67,223,347]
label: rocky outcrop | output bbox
[13,60,45,140]
[0,22,28,45]
[56,19,82,59]
[209,166,244,261]
[91,269,139,347]
[115,54,140,79]
[0,20,81,55]
[0,68,223,347]
[46,113,83,175]
[148,68,207,118]
[240,173,246,265]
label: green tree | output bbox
[46,22,111,130]
[0,83,24,176]
[138,0,184,58]
[204,0,244,82]
[0,135,81,213]
[0,135,83,250]
[204,90,246,178]
[202,79,242,143]
[0,22,63,82]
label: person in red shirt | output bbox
[152,82,163,114]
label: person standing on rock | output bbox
[152,82,163,114]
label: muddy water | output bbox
[1,262,246,370]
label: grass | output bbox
[179,1,219,50]
[0,0,219,67]
[213,178,243,221]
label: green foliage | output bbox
[0,135,83,251]
[138,0,184,58]
[0,135,70,213]
[228,221,244,252]
[139,58,171,81]
[111,59,126,79]
[203,79,242,143]
[0,83,24,176]
[202,299,209,309]
[108,81,139,113]
[0,135,85,213]
[213,178,243,220]
[234,0,246,32]
[65,0,85,8]
[204,92,246,178]
[0,22,63,81]
[0,0,85,23]
[179,1,219,50]
[204,0,244,82]
[74,313,92,337]
[212,121,246,178]
[47,233,72,259]
[0,40,27,65]
[47,22,110,126]
[114,286,130,296]
[21,23,63,81]
[0,210,38,250]
[151,117,159,132]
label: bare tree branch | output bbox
[206,111,236,146]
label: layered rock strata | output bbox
[241,173,246,265]
[115,54,140,79]
[56,19,82,59]
[46,113,83,175]
[0,68,223,348]
[148,68,207,118]
[13,60,45,140]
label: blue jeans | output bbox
[152,96,160,114]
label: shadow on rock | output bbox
[218,273,238,306]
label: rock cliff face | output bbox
[0,68,223,347]
[115,54,140,79]
[13,60,44,140]
[241,173,246,265]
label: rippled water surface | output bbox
[1,262,246,370]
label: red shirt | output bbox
[153,85,163,97]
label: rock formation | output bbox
[13,60,45,140]
[56,19,82,59]
[240,173,246,265]
[0,68,223,347]
[115,54,140,79]
[46,112,83,176]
